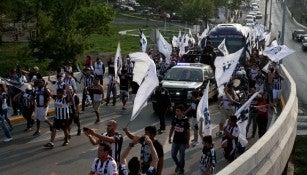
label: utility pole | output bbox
[281,0,286,45]
[269,0,273,31]
[264,0,269,29]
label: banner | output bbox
[217,38,229,56]
[214,48,244,88]
[139,29,147,53]
[234,92,260,147]
[172,35,178,48]
[156,30,172,64]
[114,42,122,83]
[130,53,159,121]
[197,81,211,136]
[263,41,295,62]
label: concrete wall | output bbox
[217,64,298,175]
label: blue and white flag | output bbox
[214,48,244,89]
[235,91,260,147]
[217,38,229,56]
[263,40,295,62]
[197,81,211,136]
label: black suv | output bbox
[302,37,307,51]
[292,29,307,41]
[159,63,217,107]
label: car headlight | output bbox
[175,92,181,96]
[187,90,193,99]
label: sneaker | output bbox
[80,110,84,114]
[178,169,184,175]
[4,138,13,142]
[95,119,100,123]
[33,131,41,136]
[44,142,54,148]
[24,128,32,132]
[122,107,127,110]
[62,140,69,146]
[175,166,179,173]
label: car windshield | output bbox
[296,31,306,34]
[164,68,204,82]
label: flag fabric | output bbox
[234,91,260,147]
[172,35,178,48]
[129,52,152,85]
[197,81,212,136]
[156,30,172,64]
[263,41,295,62]
[129,52,159,121]
[214,48,244,88]
[217,38,229,56]
[139,29,147,52]
[114,42,122,83]
[198,24,209,47]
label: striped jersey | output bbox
[21,91,34,108]
[102,132,123,163]
[84,74,94,87]
[64,77,77,91]
[34,87,49,107]
[54,97,69,119]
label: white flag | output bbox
[217,38,229,56]
[198,24,209,47]
[139,30,147,53]
[130,53,159,121]
[234,91,260,147]
[114,42,122,83]
[214,48,244,87]
[172,36,178,48]
[130,52,152,85]
[197,81,211,136]
[156,30,172,64]
[263,42,295,62]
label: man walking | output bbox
[168,104,190,175]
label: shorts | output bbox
[35,106,49,121]
[272,89,282,100]
[120,90,129,101]
[93,101,101,111]
[53,118,69,130]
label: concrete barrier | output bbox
[217,64,298,175]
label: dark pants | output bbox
[22,107,34,129]
[95,75,103,85]
[157,107,168,130]
[257,116,268,138]
[106,86,116,105]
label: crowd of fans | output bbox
[0,34,283,174]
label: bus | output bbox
[201,23,250,55]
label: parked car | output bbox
[245,18,255,27]
[292,29,307,41]
[255,11,263,19]
[155,63,217,109]
[302,37,307,51]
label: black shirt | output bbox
[171,116,190,144]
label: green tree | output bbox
[181,0,215,24]
[28,0,114,68]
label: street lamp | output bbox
[269,0,273,31]
[264,0,269,29]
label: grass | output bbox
[0,11,187,76]
[293,135,307,175]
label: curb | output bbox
[10,109,55,124]
[286,5,307,30]
[10,93,121,125]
